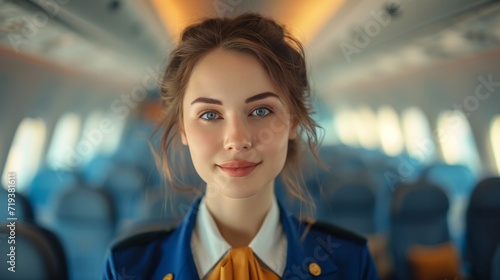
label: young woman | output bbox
[102,13,379,280]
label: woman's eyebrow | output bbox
[190,97,222,105]
[190,92,280,105]
[245,92,280,103]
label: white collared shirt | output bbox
[190,196,287,279]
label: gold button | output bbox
[309,262,321,276]
[163,273,173,280]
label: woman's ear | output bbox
[179,125,188,145]
[288,118,299,140]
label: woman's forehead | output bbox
[184,49,285,103]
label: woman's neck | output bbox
[204,183,275,248]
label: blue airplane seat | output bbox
[358,148,386,163]
[493,244,500,280]
[366,155,416,234]
[421,163,476,195]
[370,167,395,234]
[52,184,116,280]
[113,119,162,186]
[0,223,68,280]
[421,163,476,259]
[309,149,372,220]
[278,145,346,214]
[102,163,146,228]
[0,187,34,223]
[390,182,453,280]
[318,182,376,236]
[327,154,367,174]
[274,174,316,219]
[81,155,115,185]
[112,149,162,188]
[28,167,77,224]
[465,177,500,280]
[137,188,196,225]
[315,147,369,191]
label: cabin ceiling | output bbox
[149,0,344,44]
[1,0,499,96]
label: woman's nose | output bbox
[223,116,253,151]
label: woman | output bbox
[102,13,379,280]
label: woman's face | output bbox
[181,49,296,199]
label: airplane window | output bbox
[402,107,436,163]
[377,106,405,156]
[436,110,481,174]
[76,111,105,164]
[490,115,500,175]
[99,113,126,156]
[74,110,125,164]
[46,113,82,171]
[1,118,47,191]
[318,117,338,146]
[357,106,379,149]
[334,108,359,146]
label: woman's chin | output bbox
[222,185,261,200]
[205,182,263,200]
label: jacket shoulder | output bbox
[111,225,175,252]
[304,219,367,245]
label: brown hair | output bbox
[155,13,322,214]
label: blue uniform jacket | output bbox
[102,196,379,279]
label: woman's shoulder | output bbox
[295,219,379,279]
[101,224,189,280]
[302,219,367,246]
[111,226,175,253]
[296,218,372,262]
[109,222,181,262]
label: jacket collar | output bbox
[157,195,338,279]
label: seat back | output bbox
[276,174,315,218]
[390,182,451,280]
[422,163,476,255]
[137,188,195,224]
[319,182,376,235]
[81,155,115,185]
[422,164,476,196]
[52,185,116,280]
[0,223,68,280]
[103,163,146,227]
[465,177,500,280]
[28,168,76,223]
[493,244,500,280]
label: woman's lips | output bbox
[217,161,261,177]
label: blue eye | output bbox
[200,111,220,121]
[251,107,272,117]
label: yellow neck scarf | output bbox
[206,247,279,280]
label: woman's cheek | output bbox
[191,126,219,147]
[259,117,290,143]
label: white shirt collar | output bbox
[191,196,287,278]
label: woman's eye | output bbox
[200,111,220,121]
[251,107,272,117]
